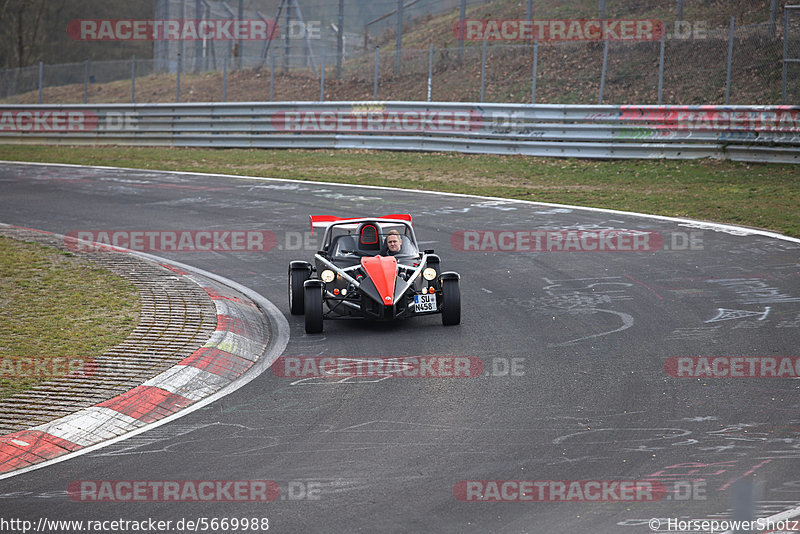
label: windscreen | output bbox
[327,222,417,258]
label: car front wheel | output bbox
[304,283,324,334]
[441,277,461,326]
[289,266,310,315]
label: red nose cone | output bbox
[360,256,397,304]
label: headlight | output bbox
[423,267,437,281]
[321,269,335,283]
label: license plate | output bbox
[414,293,437,312]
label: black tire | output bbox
[304,283,324,334]
[441,277,461,326]
[288,267,310,315]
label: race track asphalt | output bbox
[0,162,799,534]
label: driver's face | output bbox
[386,235,402,251]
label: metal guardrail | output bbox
[0,102,798,163]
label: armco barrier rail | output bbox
[0,102,798,163]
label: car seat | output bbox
[357,223,381,251]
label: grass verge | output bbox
[1,145,798,237]
[0,236,140,398]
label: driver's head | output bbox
[386,230,402,253]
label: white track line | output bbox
[4,159,798,244]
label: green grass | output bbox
[1,144,798,237]
[0,236,140,398]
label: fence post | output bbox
[373,46,380,100]
[38,61,43,104]
[395,0,403,74]
[270,53,275,102]
[131,55,136,103]
[237,0,243,70]
[769,0,779,39]
[598,38,609,104]
[725,16,734,105]
[84,59,89,104]
[177,0,184,103]
[207,3,216,71]
[427,43,434,102]
[222,56,228,102]
[320,49,325,102]
[531,37,538,104]
[284,1,291,73]
[195,0,203,72]
[657,32,665,105]
[336,0,344,79]
[676,0,684,21]
[783,7,789,104]
[480,37,487,102]
[458,0,466,63]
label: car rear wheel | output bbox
[441,277,461,326]
[289,266,311,315]
[304,283,324,334]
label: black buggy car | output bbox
[288,214,461,333]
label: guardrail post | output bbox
[427,43,434,102]
[725,15,734,105]
[657,32,665,105]
[480,38,488,102]
[373,46,380,100]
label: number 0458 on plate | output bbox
[414,293,437,312]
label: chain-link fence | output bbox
[785,5,800,104]
[2,16,798,105]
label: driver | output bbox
[385,230,403,255]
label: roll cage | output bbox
[317,218,420,261]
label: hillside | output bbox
[2,0,794,105]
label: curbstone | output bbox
[0,225,275,475]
